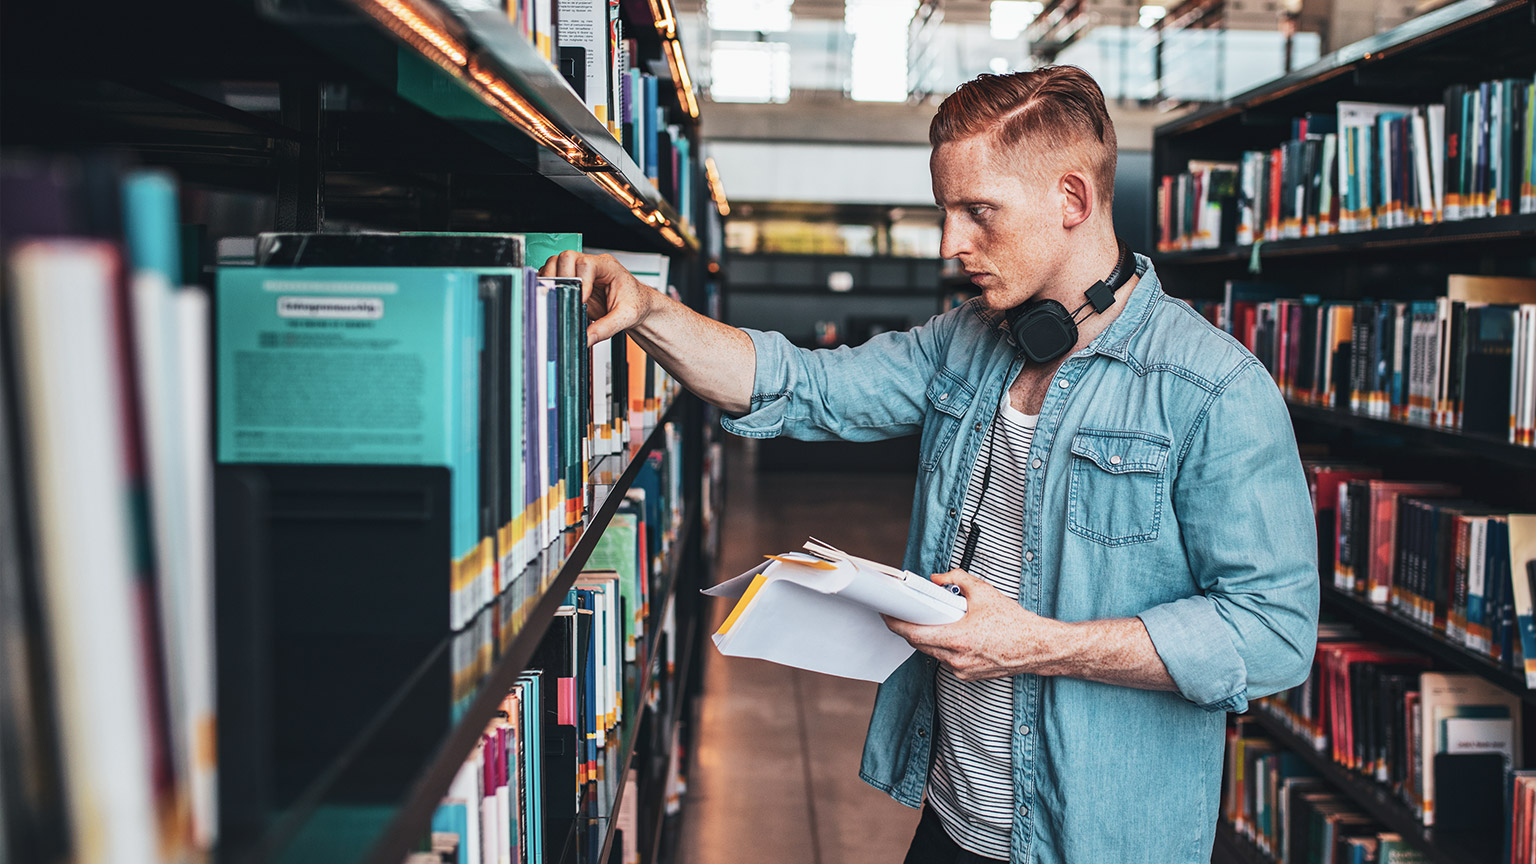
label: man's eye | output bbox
[968,206,989,217]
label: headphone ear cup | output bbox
[1011,300,1078,364]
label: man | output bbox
[544,66,1318,864]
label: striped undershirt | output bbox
[927,393,1037,861]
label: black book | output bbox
[529,607,582,833]
[1446,300,1468,427]
[1460,305,1516,436]
[1444,84,1468,216]
[254,232,526,268]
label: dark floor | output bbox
[675,439,924,864]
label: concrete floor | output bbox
[675,440,924,864]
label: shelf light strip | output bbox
[647,0,699,119]
[355,0,687,244]
[360,0,469,69]
[705,157,730,217]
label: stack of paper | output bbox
[703,539,966,682]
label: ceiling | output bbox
[674,0,999,25]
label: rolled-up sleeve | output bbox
[721,311,956,442]
[1138,360,1319,713]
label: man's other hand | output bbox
[883,569,1066,682]
[541,251,656,347]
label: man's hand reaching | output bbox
[535,250,756,415]
[540,251,656,348]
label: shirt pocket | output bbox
[919,365,975,472]
[1067,428,1172,546]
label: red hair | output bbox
[930,66,1118,207]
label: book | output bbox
[703,539,966,682]
[1417,671,1522,825]
[8,240,162,864]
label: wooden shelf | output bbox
[1283,399,1536,469]
[1152,214,1536,266]
[1318,585,1536,704]
[1246,709,1502,864]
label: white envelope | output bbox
[701,553,965,683]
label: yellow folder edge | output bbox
[764,554,835,570]
[716,574,769,637]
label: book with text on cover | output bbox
[702,539,966,682]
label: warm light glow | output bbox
[705,157,730,216]
[468,60,600,167]
[649,0,678,38]
[663,40,701,119]
[358,0,469,68]
[595,171,642,208]
[658,225,687,247]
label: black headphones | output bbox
[1005,239,1137,364]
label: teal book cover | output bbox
[215,265,482,562]
[522,233,582,272]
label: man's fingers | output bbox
[587,300,637,347]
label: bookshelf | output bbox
[1151,2,1536,862]
[0,0,721,861]
[1245,708,1500,864]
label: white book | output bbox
[704,538,966,682]
[1411,110,1434,225]
[1433,297,1451,426]
[1517,302,1529,439]
[1427,103,1446,222]
[1419,672,1522,825]
[1442,716,1514,759]
[1514,306,1528,443]
[1467,517,1486,653]
[10,240,160,864]
[177,288,218,848]
[557,0,612,128]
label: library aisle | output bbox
[676,441,923,864]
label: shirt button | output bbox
[1019,724,1031,735]
[1109,454,1122,465]
[1031,457,1041,469]
[974,422,982,432]
[1024,550,1035,562]
[940,393,949,400]
[918,728,928,739]
[1058,379,1069,390]
[948,507,957,518]
[1019,804,1030,819]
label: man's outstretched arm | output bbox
[542,250,755,415]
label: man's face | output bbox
[931,134,1063,311]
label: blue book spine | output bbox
[545,284,559,538]
[644,75,659,181]
[121,170,182,285]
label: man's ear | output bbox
[1061,171,1094,229]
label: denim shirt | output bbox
[721,256,1319,863]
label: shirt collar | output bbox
[971,253,1161,365]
